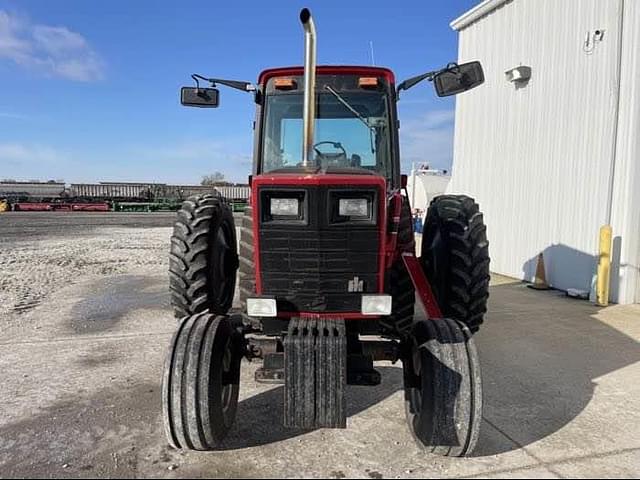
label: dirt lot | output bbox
[1,212,639,478]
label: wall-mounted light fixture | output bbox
[505,66,532,83]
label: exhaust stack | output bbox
[300,8,316,167]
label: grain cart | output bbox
[163,8,489,456]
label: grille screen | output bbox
[259,186,379,312]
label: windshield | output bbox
[261,91,391,176]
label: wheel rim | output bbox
[210,222,235,309]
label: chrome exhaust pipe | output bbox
[300,8,316,167]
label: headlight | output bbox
[361,295,392,315]
[339,198,369,217]
[247,297,277,317]
[270,197,299,217]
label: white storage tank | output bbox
[406,165,450,217]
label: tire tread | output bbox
[169,194,236,318]
[421,195,490,333]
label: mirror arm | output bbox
[191,74,256,93]
[396,62,463,97]
[396,70,437,96]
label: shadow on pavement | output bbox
[472,281,640,457]
[220,366,404,450]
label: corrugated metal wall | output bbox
[449,0,629,297]
[610,0,640,303]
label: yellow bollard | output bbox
[596,225,612,306]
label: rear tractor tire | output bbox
[403,318,482,457]
[169,194,238,318]
[162,312,243,450]
[421,195,490,334]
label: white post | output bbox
[411,162,417,207]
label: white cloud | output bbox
[0,10,104,81]
[0,142,66,164]
[32,25,88,54]
[400,109,455,172]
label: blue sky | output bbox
[0,0,476,184]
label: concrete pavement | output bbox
[0,217,639,478]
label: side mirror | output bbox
[433,61,484,97]
[180,87,220,108]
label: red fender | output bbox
[401,252,442,319]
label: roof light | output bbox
[274,78,297,90]
[358,77,378,88]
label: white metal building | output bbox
[448,0,640,303]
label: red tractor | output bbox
[163,9,489,456]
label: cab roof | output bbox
[258,65,395,86]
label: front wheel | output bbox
[162,313,242,450]
[402,318,482,457]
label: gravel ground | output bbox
[1,226,169,317]
[1,212,639,478]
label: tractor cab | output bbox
[256,66,398,185]
[164,8,490,456]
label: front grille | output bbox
[259,186,379,312]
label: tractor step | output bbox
[284,318,347,429]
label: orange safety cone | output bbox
[528,252,551,290]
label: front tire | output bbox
[162,313,242,450]
[169,194,238,318]
[403,318,482,457]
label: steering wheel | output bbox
[313,141,347,159]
